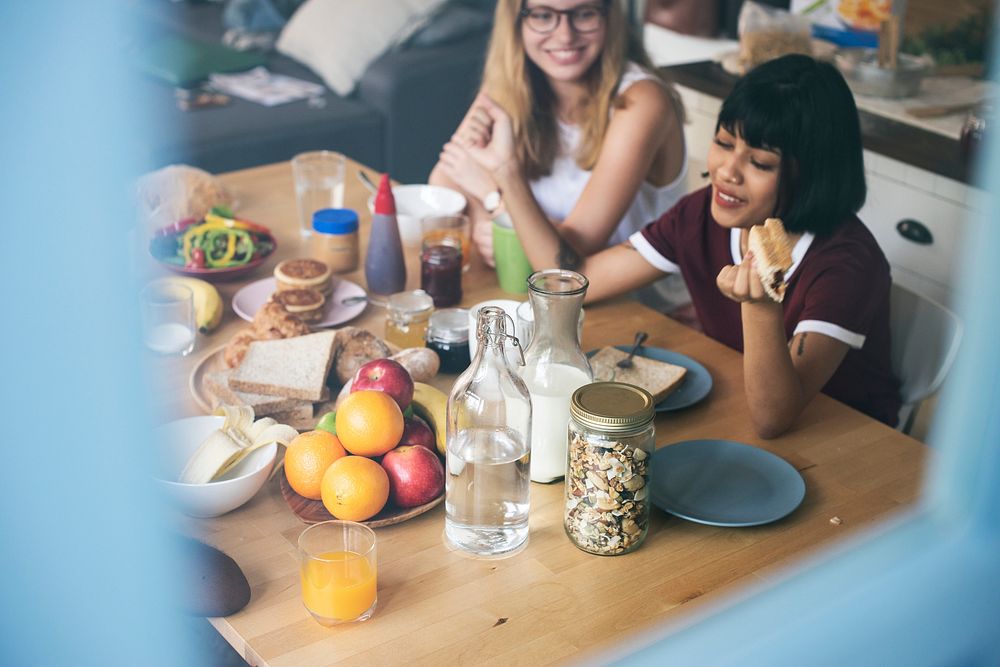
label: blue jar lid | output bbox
[312,208,359,234]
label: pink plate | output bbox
[232,277,368,329]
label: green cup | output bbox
[492,218,533,294]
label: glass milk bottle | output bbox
[445,306,531,558]
[520,270,592,483]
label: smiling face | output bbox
[520,0,607,85]
[707,126,783,230]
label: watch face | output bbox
[484,190,501,213]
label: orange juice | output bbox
[300,550,377,621]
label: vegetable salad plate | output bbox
[650,439,805,527]
[233,277,367,329]
[149,212,276,281]
[587,345,713,411]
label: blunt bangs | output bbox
[715,55,867,236]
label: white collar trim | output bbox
[729,228,814,280]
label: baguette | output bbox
[748,217,793,303]
[229,330,337,401]
[589,346,687,403]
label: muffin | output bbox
[274,258,332,295]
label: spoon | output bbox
[341,294,387,307]
[356,170,378,194]
[617,331,649,369]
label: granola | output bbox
[565,431,651,555]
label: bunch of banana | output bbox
[150,276,223,333]
[410,382,448,456]
[180,405,298,484]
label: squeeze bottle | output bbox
[364,174,407,295]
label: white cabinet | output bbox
[675,84,980,307]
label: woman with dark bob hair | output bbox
[461,54,901,437]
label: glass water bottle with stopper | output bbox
[445,306,531,557]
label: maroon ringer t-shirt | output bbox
[631,186,901,427]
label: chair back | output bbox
[889,283,963,433]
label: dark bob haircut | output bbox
[716,54,866,236]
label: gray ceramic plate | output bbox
[650,439,805,527]
[588,345,712,411]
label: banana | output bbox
[411,382,448,456]
[151,276,223,333]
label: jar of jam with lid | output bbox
[565,382,655,556]
[426,308,470,374]
[385,290,434,349]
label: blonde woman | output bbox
[429,0,690,312]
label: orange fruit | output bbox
[335,390,405,457]
[284,430,347,500]
[321,455,390,521]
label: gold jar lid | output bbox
[570,382,655,434]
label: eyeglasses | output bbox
[519,4,608,34]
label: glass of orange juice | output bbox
[298,520,377,625]
[422,214,472,271]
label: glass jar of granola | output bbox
[565,382,655,556]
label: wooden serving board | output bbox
[189,345,229,413]
[278,471,444,528]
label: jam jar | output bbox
[385,290,434,349]
[420,237,463,307]
[426,308,470,374]
[565,382,655,556]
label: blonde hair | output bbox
[482,0,657,180]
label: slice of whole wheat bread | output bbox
[589,346,688,404]
[204,369,318,415]
[229,330,337,401]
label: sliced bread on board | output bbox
[589,346,687,403]
[229,330,337,401]
[204,369,317,415]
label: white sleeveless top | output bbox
[529,62,691,311]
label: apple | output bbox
[351,358,414,411]
[381,445,444,508]
[315,411,337,434]
[399,415,436,454]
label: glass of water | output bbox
[291,151,346,239]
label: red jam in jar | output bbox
[421,240,462,307]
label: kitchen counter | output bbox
[662,60,976,186]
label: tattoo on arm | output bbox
[557,238,582,271]
[796,333,807,357]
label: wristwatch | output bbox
[482,189,502,214]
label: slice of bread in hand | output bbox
[589,346,688,403]
[204,369,318,415]
[229,330,337,401]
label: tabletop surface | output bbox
[148,160,927,667]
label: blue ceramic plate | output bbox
[588,345,712,411]
[650,439,805,527]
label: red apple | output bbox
[381,445,444,508]
[351,358,414,411]
[399,415,436,454]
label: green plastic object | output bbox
[135,34,266,88]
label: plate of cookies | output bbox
[232,258,367,329]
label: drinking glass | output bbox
[292,151,346,239]
[298,520,377,625]
[421,214,471,271]
[140,282,195,356]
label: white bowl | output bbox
[368,184,466,246]
[153,415,278,518]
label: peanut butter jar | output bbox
[310,208,359,273]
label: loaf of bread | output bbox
[589,346,687,403]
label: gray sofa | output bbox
[134,0,493,184]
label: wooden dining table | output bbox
[150,160,928,666]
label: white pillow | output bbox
[277,0,447,97]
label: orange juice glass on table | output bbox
[298,520,377,625]
[421,214,472,271]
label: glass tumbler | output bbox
[140,282,195,356]
[298,520,377,625]
[421,214,471,271]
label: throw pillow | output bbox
[276,0,447,97]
